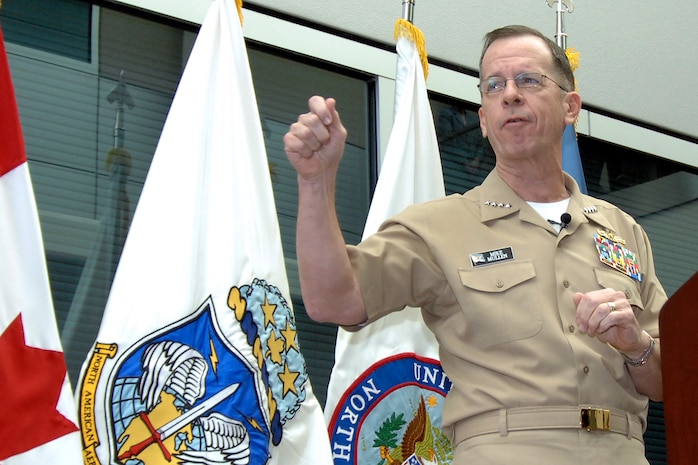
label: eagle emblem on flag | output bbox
[328,354,453,465]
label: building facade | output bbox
[2,1,696,463]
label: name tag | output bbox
[470,246,515,267]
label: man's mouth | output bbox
[504,116,527,125]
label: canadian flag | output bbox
[0,26,83,464]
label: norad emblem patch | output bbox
[78,279,308,465]
[328,354,453,465]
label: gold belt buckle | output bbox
[580,408,611,431]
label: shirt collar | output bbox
[476,170,616,232]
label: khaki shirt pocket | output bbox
[458,260,542,346]
[593,267,644,312]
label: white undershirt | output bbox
[527,198,570,232]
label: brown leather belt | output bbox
[453,406,644,445]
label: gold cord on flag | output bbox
[565,47,579,90]
[565,47,580,130]
[236,0,243,25]
[394,18,428,80]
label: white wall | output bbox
[113,0,698,165]
[248,0,698,143]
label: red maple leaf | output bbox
[0,314,79,460]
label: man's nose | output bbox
[501,81,523,105]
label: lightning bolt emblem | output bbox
[209,339,219,375]
[232,407,264,433]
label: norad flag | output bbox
[0,25,83,464]
[324,19,453,465]
[75,1,332,463]
[562,124,587,194]
[561,47,587,194]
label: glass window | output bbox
[248,46,374,404]
[5,2,373,407]
[432,99,493,193]
[0,0,92,62]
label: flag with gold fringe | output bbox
[324,18,453,465]
[74,1,333,463]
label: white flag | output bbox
[0,27,83,464]
[324,21,453,465]
[74,1,332,463]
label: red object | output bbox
[117,412,172,461]
[0,27,27,176]
[0,316,78,460]
[659,271,698,465]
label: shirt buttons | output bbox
[583,366,590,374]
[496,281,504,289]
[568,325,575,333]
[625,289,632,299]
[563,280,570,288]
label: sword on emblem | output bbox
[117,382,241,461]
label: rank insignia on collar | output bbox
[594,231,642,282]
[583,205,598,214]
[484,200,512,208]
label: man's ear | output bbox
[564,91,582,126]
[478,106,488,138]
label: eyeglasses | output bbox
[478,72,569,94]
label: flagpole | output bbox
[402,0,415,23]
[546,0,588,194]
[61,70,134,377]
[546,0,574,49]
[107,70,134,149]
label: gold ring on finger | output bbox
[608,301,616,312]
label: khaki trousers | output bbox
[453,429,649,465]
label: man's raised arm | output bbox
[283,96,368,326]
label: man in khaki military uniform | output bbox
[283,25,664,464]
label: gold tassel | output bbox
[565,47,580,72]
[565,47,580,130]
[565,47,580,91]
[236,0,244,25]
[106,147,132,173]
[394,18,429,80]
